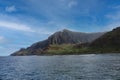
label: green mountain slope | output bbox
[90,27,120,52]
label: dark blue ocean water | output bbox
[0,54,120,80]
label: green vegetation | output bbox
[89,27,120,53]
[45,44,91,55]
[45,43,120,55]
[46,44,75,55]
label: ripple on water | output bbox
[0,54,120,80]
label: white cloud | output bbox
[0,36,5,44]
[68,1,77,8]
[0,14,63,35]
[0,36,4,41]
[0,21,35,32]
[5,5,16,13]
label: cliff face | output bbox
[48,29,104,44]
[11,29,105,56]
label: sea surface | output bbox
[0,54,120,80]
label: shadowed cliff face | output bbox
[11,29,105,56]
[48,29,104,44]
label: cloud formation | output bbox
[0,36,4,41]
[68,1,77,8]
[0,21,34,32]
[0,36,5,44]
[5,5,16,13]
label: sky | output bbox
[0,0,120,56]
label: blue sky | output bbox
[0,0,120,56]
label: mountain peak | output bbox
[62,29,71,32]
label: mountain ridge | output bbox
[11,29,105,56]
